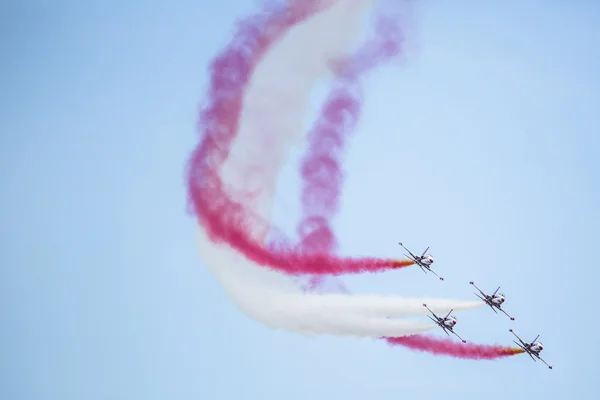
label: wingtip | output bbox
[549,366,553,370]
[462,340,467,343]
[509,328,513,332]
[422,303,427,307]
[469,281,474,284]
[511,317,515,321]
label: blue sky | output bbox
[2,0,599,399]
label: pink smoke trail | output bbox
[385,335,525,359]
[296,11,409,290]
[187,0,414,275]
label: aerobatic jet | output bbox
[398,242,444,280]
[423,303,466,343]
[469,281,515,320]
[509,329,553,369]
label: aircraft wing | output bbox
[473,292,489,303]
[423,304,441,321]
[398,242,418,260]
[469,281,488,297]
[535,354,553,369]
[427,267,444,281]
[448,326,467,343]
[498,306,515,320]
[439,325,451,336]
[509,329,527,346]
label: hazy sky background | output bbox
[2,0,599,399]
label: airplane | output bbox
[469,281,515,320]
[509,329,553,369]
[398,242,444,280]
[423,303,466,343]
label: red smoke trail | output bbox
[187,1,414,275]
[298,13,408,254]
[385,335,525,359]
[297,11,410,290]
[297,86,362,255]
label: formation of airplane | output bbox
[423,303,466,343]
[398,242,444,280]
[510,329,553,369]
[399,241,553,370]
[470,281,515,320]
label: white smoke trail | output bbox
[220,0,373,240]
[198,0,484,338]
[198,229,437,336]
[198,227,482,336]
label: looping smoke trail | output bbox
[188,1,329,189]
[187,0,417,276]
[296,10,409,290]
[385,336,525,360]
[297,12,408,253]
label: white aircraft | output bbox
[509,329,553,369]
[398,242,444,280]
[470,281,515,320]
[423,303,466,343]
